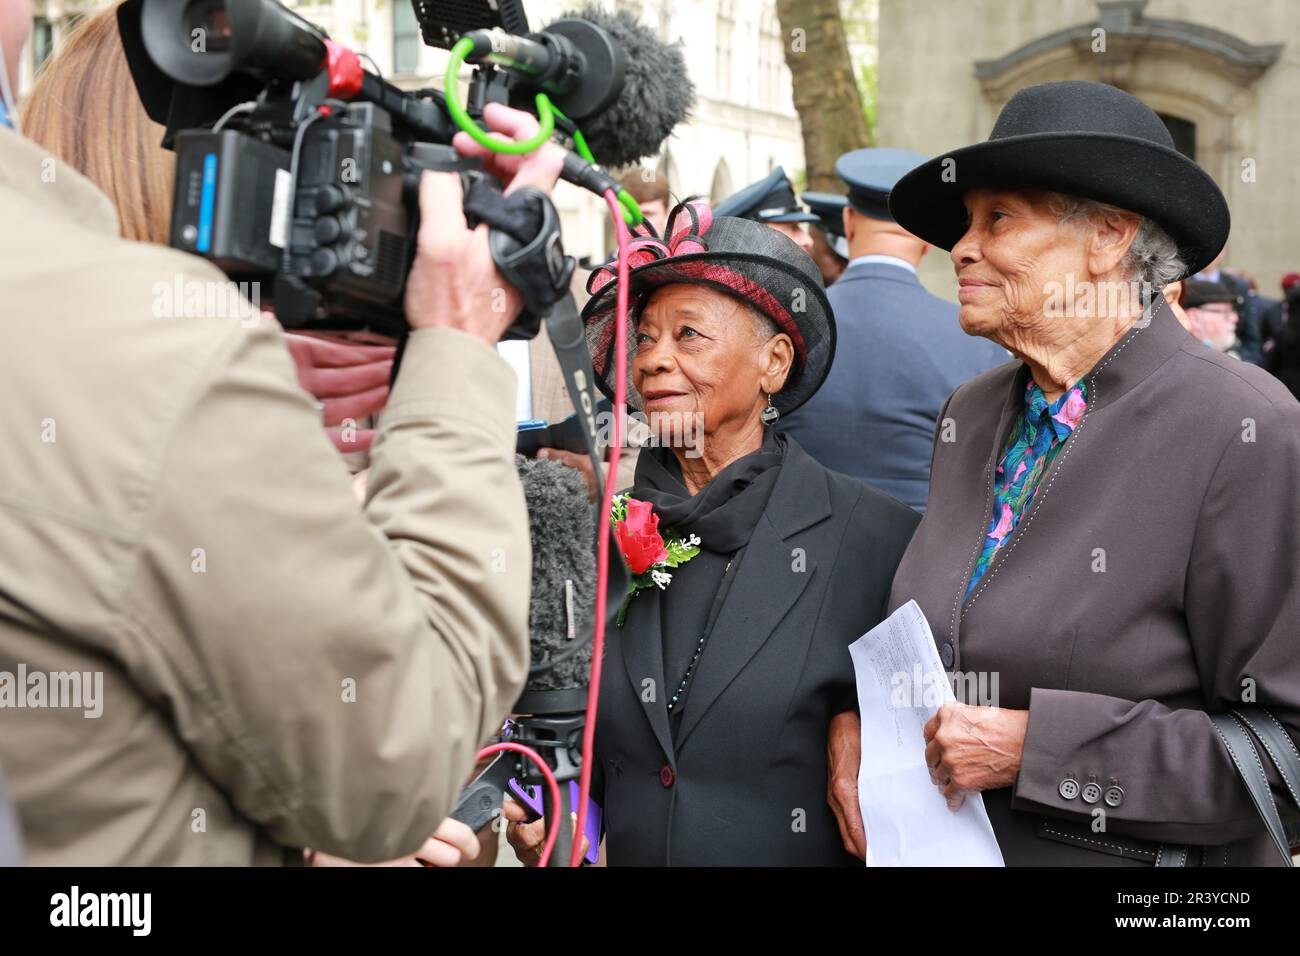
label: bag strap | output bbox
[540,292,632,630]
[542,292,606,508]
[1156,707,1299,867]
[1232,706,1300,814]
[1211,711,1294,865]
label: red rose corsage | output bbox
[611,495,702,627]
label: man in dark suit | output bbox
[779,148,1008,512]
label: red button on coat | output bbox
[660,765,675,788]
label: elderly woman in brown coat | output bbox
[828,81,1300,866]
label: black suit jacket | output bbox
[593,437,918,865]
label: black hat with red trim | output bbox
[582,201,835,416]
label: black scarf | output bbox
[628,429,787,738]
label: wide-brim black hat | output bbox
[582,202,835,416]
[887,81,1229,279]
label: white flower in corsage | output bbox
[611,493,702,627]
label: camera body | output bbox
[125,0,596,338]
[171,100,431,336]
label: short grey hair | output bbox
[745,303,780,343]
[1046,194,1186,290]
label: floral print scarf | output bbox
[964,378,1089,601]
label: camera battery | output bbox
[170,129,291,276]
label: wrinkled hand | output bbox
[924,702,1029,811]
[501,798,588,867]
[827,710,866,860]
[404,103,565,343]
[284,332,395,453]
[307,817,480,867]
[537,448,597,502]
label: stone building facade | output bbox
[878,0,1298,298]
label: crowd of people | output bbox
[2,1,1299,870]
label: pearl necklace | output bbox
[666,557,732,714]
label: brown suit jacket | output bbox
[889,297,1300,866]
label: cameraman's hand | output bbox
[452,102,568,193]
[307,817,480,867]
[404,104,564,343]
[283,332,394,453]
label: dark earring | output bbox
[760,393,780,425]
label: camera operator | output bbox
[17,4,395,472]
[0,0,564,865]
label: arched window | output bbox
[1157,114,1197,162]
[710,159,734,205]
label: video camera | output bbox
[118,0,644,339]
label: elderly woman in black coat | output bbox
[827,81,1300,866]
[505,202,918,865]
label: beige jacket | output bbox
[0,127,531,865]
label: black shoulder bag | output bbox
[1156,705,1300,866]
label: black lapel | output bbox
[619,587,675,764]
[674,441,832,751]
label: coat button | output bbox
[940,642,955,668]
[659,765,675,788]
[1081,781,1102,804]
[1058,777,1080,800]
[1104,785,1125,807]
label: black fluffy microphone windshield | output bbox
[516,456,596,694]
[550,4,695,169]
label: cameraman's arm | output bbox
[115,106,562,863]
[117,309,527,862]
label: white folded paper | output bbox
[848,600,1004,866]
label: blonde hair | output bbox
[19,5,175,244]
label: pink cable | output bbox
[568,191,632,867]
[476,741,563,867]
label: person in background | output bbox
[802,190,850,286]
[1183,279,1241,356]
[779,147,1008,513]
[1195,250,1268,365]
[17,7,171,243]
[617,166,672,238]
[1268,278,1300,399]
[518,166,675,498]
[1162,280,1191,332]
[1260,271,1299,369]
[714,166,817,255]
[1224,266,1276,367]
